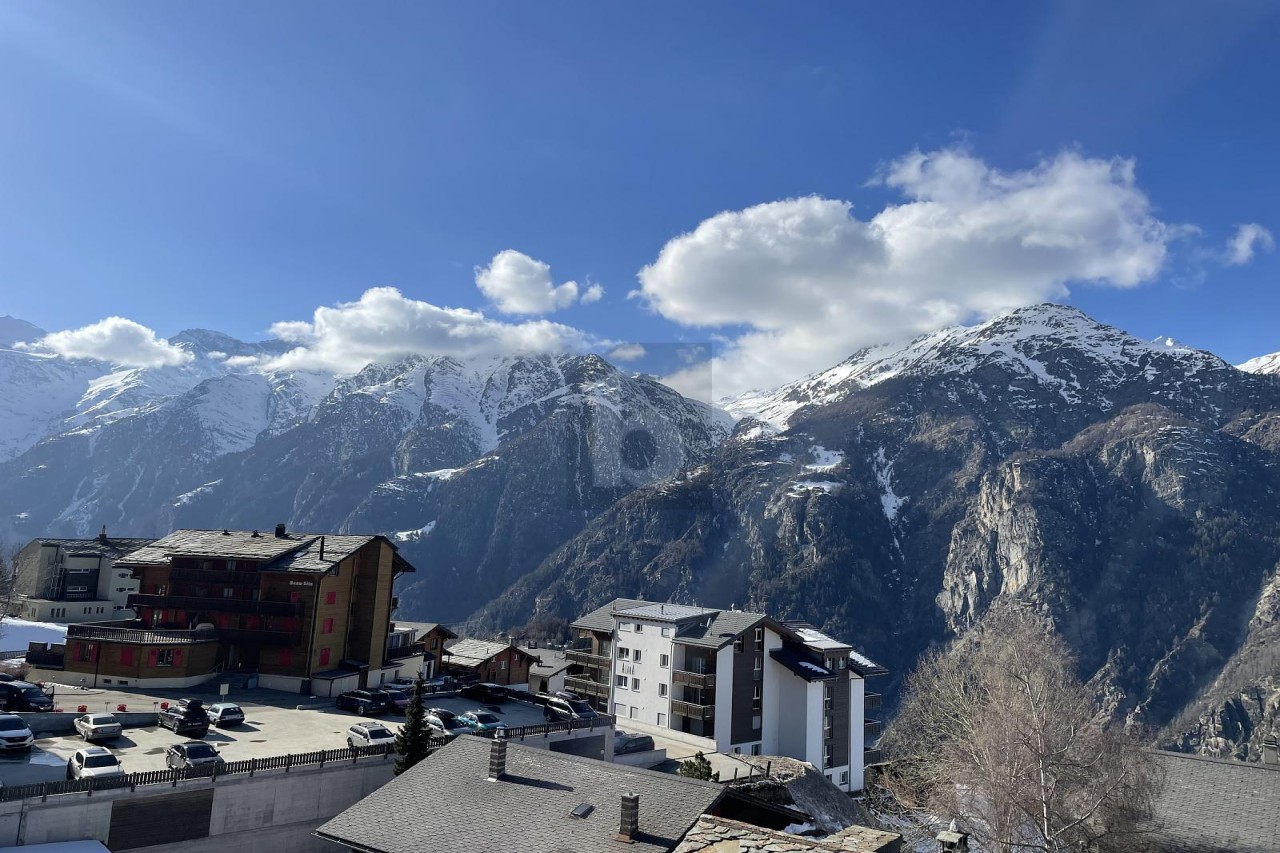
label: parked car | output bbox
[553,690,584,702]
[460,682,508,704]
[206,703,245,727]
[458,710,506,737]
[424,708,470,736]
[383,677,419,694]
[74,713,122,742]
[0,681,54,712]
[0,714,34,750]
[335,690,391,716]
[159,698,210,737]
[380,688,410,711]
[346,723,395,748]
[0,673,14,683]
[614,731,656,755]
[423,675,460,692]
[544,697,599,723]
[165,741,224,770]
[66,747,124,780]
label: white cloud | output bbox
[256,287,594,374]
[581,282,605,304]
[1225,223,1274,265]
[17,316,193,368]
[607,343,647,362]
[638,147,1184,398]
[475,250,583,314]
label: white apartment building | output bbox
[567,598,886,793]
[11,532,154,623]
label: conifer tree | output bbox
[678,751,720,781]
[394,677,432,775]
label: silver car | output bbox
[74,713,122,742]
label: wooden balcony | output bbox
[864,691,882,712]
[66,623,216,646]
[565,647,611,669]
[128,593,299,617]
[671,669,716,689]
[670,699,715,722]
[565,676,611,699]
[864,719,882,740]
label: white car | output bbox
[206,703,245,727]
[0,714,33,750]
[74,713,122,742]
[346,723,395,748]
[66,746,124,780]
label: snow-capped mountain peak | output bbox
[1238,351,1280,375]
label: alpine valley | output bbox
[3,304,1280,761]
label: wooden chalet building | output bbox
[63,526,420,693]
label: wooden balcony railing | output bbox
[670,699,715,722]
[671,669,716,689]
[565,676,611,699]
[66,623,216,645]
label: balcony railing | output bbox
[863,747,884,766]
[169,567,260,585]
[864,719,882,740]
[128,594,299,617]
[865,691,882,712]
[671,669,717,689]
[66,623,217,645]
[670,699,715,722]
[385,643,426,661]
[565,676,611,699]
[565,647,612,668]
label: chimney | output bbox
[274,523,287,539]
[98,525,107,542]
[617,793,639,842]
[487,739,507,781]
[1263,736,1279,765]
[319,536,325,560]
[251,530,260,538]
[936,820,970,853]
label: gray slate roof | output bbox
[444,638,537,669]
[113,529,396,574]
[615,603,719,623]
[572,598,650,632]
[315,736,724,853]
[573,598,804,651]
[1144,751,1280,852]
[34,537,156,560]
[522,646,571,676]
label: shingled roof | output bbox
[443,638,538,669]
[315,736,724,853]
[1144,751,1280,852]
[112,529,410,575]
[33,537,156,560]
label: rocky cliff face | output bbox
[478,305,1280,755]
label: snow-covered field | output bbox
[0,617,68,650]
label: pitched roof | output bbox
[315,736,724,853]
[391,621,457,640]
[112,529,405,574]
[614,603,719,623]
[443,638,537,669]
[522,646,571,676]
[32,537,156,560]
[1144,751,1280,852]
[571,597,650,632]
[674,815,900,852]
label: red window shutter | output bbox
[148,650,158,667]
[325,591,336,605]
[290,591,300,603]
[322,618,334,634]
[173,649,184,667]
[121,647,134,666]
[90,645,99,663]
[319,648,331,666]
[279,648,292,666]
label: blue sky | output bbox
[2,1,1278,394]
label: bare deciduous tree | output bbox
[879,607,1159,852]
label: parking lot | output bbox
[0,684,557,786]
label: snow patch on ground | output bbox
[394,521,436,543]
[804,446,844,473]
[173,480,222,507]
[790,480,843,496]
[873,448,906,521]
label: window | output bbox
[634,623,643,633]
[430,637,438,649]
[633,650,642,664]
[500,660,506,670]
[151,649,178,668]
[319,647,331,666]
[77,643,96,663]
[661,626,672,637]
[659,653,669,668]
[618,647,631,660]
[657,712,667,726]
[840,770,849,785]
[734,636,744,653]
[619,622,632,632]
[631,677,640,691]
[824,718,833,738]
[322,618,334,634]
[325,591,337,605]
[615,703,627,716]
[753,684,762,710]
[754,627,763,650]
[629,706,638,719]
[616,674,629,688]
[824,744,833,769]
[223,588,234,598]
[289,591,300,603]
[658,683,668,697]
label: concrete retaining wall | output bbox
[0,754,394,852]
[17,712,158,737]
[612,748,667,768]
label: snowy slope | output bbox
[1238,351,1280,375]
[725,304,1233,429]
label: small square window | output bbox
[634,623,643,633]
[631,677,640,691]
[754,627,763,650]
[840,770,849,785]
[633,650,642,664]
[659,654,669,668]
[658,683,668,697]
[616,674,629,688]
[618,647,631,660]
[661,626,672,637]
[629,706,638,719]
[734,636,744,653]
[657,712,667,726]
